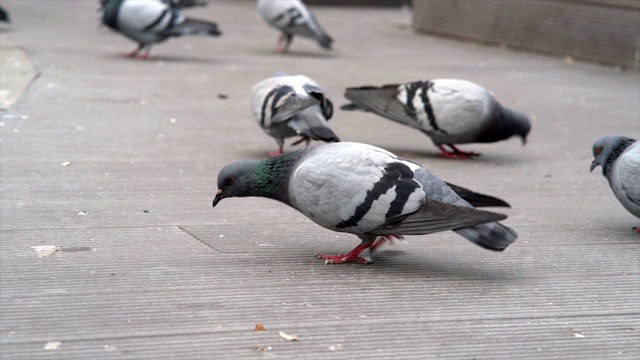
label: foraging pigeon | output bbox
[100,0,221,59]
[257,0,333,53]
[252,73,339,156]
[0,5,10,23]
[590,135,640,232]
[212,142,518,264]
[341,79,531,159]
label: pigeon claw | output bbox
[315,253,372,265]
[267,150,284,157]
[436,144,481,159]
[314,242,374,265]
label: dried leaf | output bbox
[279,331,299,341]
[255,323,265,331]
[31,245,61,257]
[44,341,62,350]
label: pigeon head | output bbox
[213,154,301,207]
[212,160,261,207]
[501,107,531,145]
[590,135,635,174]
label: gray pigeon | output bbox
[257,0,333,53]
[590,135,640,232]
[341,79,531,159]
[100,0,221,59]
[212,142,518,264]
[252,73,339,156]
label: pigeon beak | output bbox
[589,160,598,172]
[212,189,223,208]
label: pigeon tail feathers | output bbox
[453,222,517,251]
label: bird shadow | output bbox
[378,145,535,165]
[252,48,335,59]
[304,250,520,283]
[105,53,221,64]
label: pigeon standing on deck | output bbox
[341,79,531,159]
[590,135,640,232]
[100,0,221,59]
[257,0,333,53]
[212,142,518,264]
[252,73,339,156]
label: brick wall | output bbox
[412,0,640,69]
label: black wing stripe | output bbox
[260,86,293,127]
[144,9,169,31]
[336,162,418,229]
[419,81,447,135]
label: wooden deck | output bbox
[1,1,638,359]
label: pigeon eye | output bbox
[224,177,234,186]
[594,148,601,155]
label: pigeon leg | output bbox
[369,234,407,254]
[291,136,311,148]
[448,144,481,157]
[267,141,285,157]
[123,43,144,58]
[276,33,293,53]
[315,243,373,265]
[137,46,151,60]
[435,144,480,159]
[634,227,640,234]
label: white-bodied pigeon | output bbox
[252,73,339,156]
[100,0,221,59]
[212,142,517,264]
[590,135,640,232]
[341,79,531,159]
[257,0,333,52]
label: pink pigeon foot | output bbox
[315,243,373,264]
[436,144,481,159]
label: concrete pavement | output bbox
[0,1,639,359]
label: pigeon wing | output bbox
[343,85,422,130]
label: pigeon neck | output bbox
[249,152,303,205]
[602,138,635,178]
[476,106,530,143]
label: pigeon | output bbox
[590,135,640,232]
[257,0,333,53]
[212,142,518,264]
[252,73,339,156]
[0,5,10,23]
[341,79,532,159]
[100,0,221,59]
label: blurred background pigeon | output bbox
[257,0,333,53]
[252,73,339,156]
[100,0,221,59]
[342,79,531,159]
[590,135,640,232]
[0,5,10,23]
